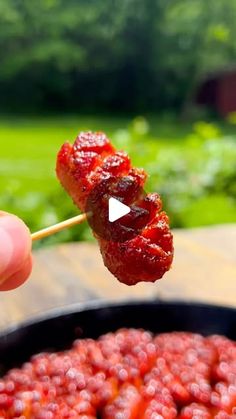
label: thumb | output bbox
[0,212,32,291]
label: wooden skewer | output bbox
[31,213,87,242]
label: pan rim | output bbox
[1,298,235,340]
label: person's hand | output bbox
[0,211,32,291]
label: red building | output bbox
[197,67,236,117]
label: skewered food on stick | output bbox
[56,131,174,285]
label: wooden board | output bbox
[0,224,235,331]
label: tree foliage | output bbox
[0,0,236,111]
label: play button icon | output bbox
[108,197,130,222]
[85,175,149,242]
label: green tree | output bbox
[0,0,235,111]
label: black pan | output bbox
[0,300,235,376]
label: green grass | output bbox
[0,114,191,194]
[0,115,124,194]
[0,114,235,246]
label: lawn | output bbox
[0,114,191,192]
[0,114,235,246]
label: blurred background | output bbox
[0,0,236,247]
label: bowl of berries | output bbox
[0,300,235,418]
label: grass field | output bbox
[0,114,193,193]
[0,114,235,246]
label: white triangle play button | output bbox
[108,197,131,222]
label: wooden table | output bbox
[0,224,235,331]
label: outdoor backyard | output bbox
[0,113,235,247]
[1,1,236,248]
[0,4,236,416]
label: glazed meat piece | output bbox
[56,131,174,285]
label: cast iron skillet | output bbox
[0,300,235,375]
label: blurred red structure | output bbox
[197,67,236,117]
